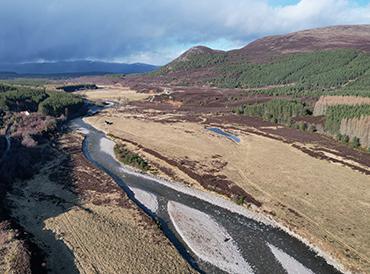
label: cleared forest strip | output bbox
[314,96,370,116]
[340,116,370,148]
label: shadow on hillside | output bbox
[0,137,80,274]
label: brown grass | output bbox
[78,85,152,102]
[86,109,370,273]
[0,221,31,274]
[6,132,195,274]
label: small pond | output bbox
[207,127,240,143]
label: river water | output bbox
[70,114,342,274]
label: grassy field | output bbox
[77,85,152,102]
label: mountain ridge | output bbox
[173,24,370,65]
[233,24,370,62]
[151,25,370,89]
[0,60,158,75]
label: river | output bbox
[70,113,342,274]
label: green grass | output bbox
[234,196,245,205]
[114,144,150,171]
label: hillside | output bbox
[152,25,370,93]
[232,25,370,62]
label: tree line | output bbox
[235,98,370,150]
[0,88,84,118]
[56,84,98,92]
[325,104,370,134]
[235,99,311,125]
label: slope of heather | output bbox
[151,25,370,91]
[233,25,370,62]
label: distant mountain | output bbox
[0,61,158,75]
[150,25,370,90]
[0,72,18,79]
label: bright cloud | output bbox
[0,0,369,65]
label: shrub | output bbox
[307,124,317,133]
[114,144,149,171]
[299,122,308,131]
[235,196,245,205]
[342,135,350,144]
[350,137,361,148]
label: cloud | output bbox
[0,0,369,65]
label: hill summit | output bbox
[152,25,370,89]
[234,25,370,62]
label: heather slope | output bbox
[151,25,370,91]
[234,25,370,62]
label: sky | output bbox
[0,0,369,65]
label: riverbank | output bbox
[85,104,370,273]
[89,120,346,274]
[6,132,195,273]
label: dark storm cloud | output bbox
[0,0,369,64]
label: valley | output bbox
[1,24,370,274]
[81,83,370,273]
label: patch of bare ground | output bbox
[6,133,195,274]
[86,100,370,273]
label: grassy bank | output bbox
[113,144,150,171]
